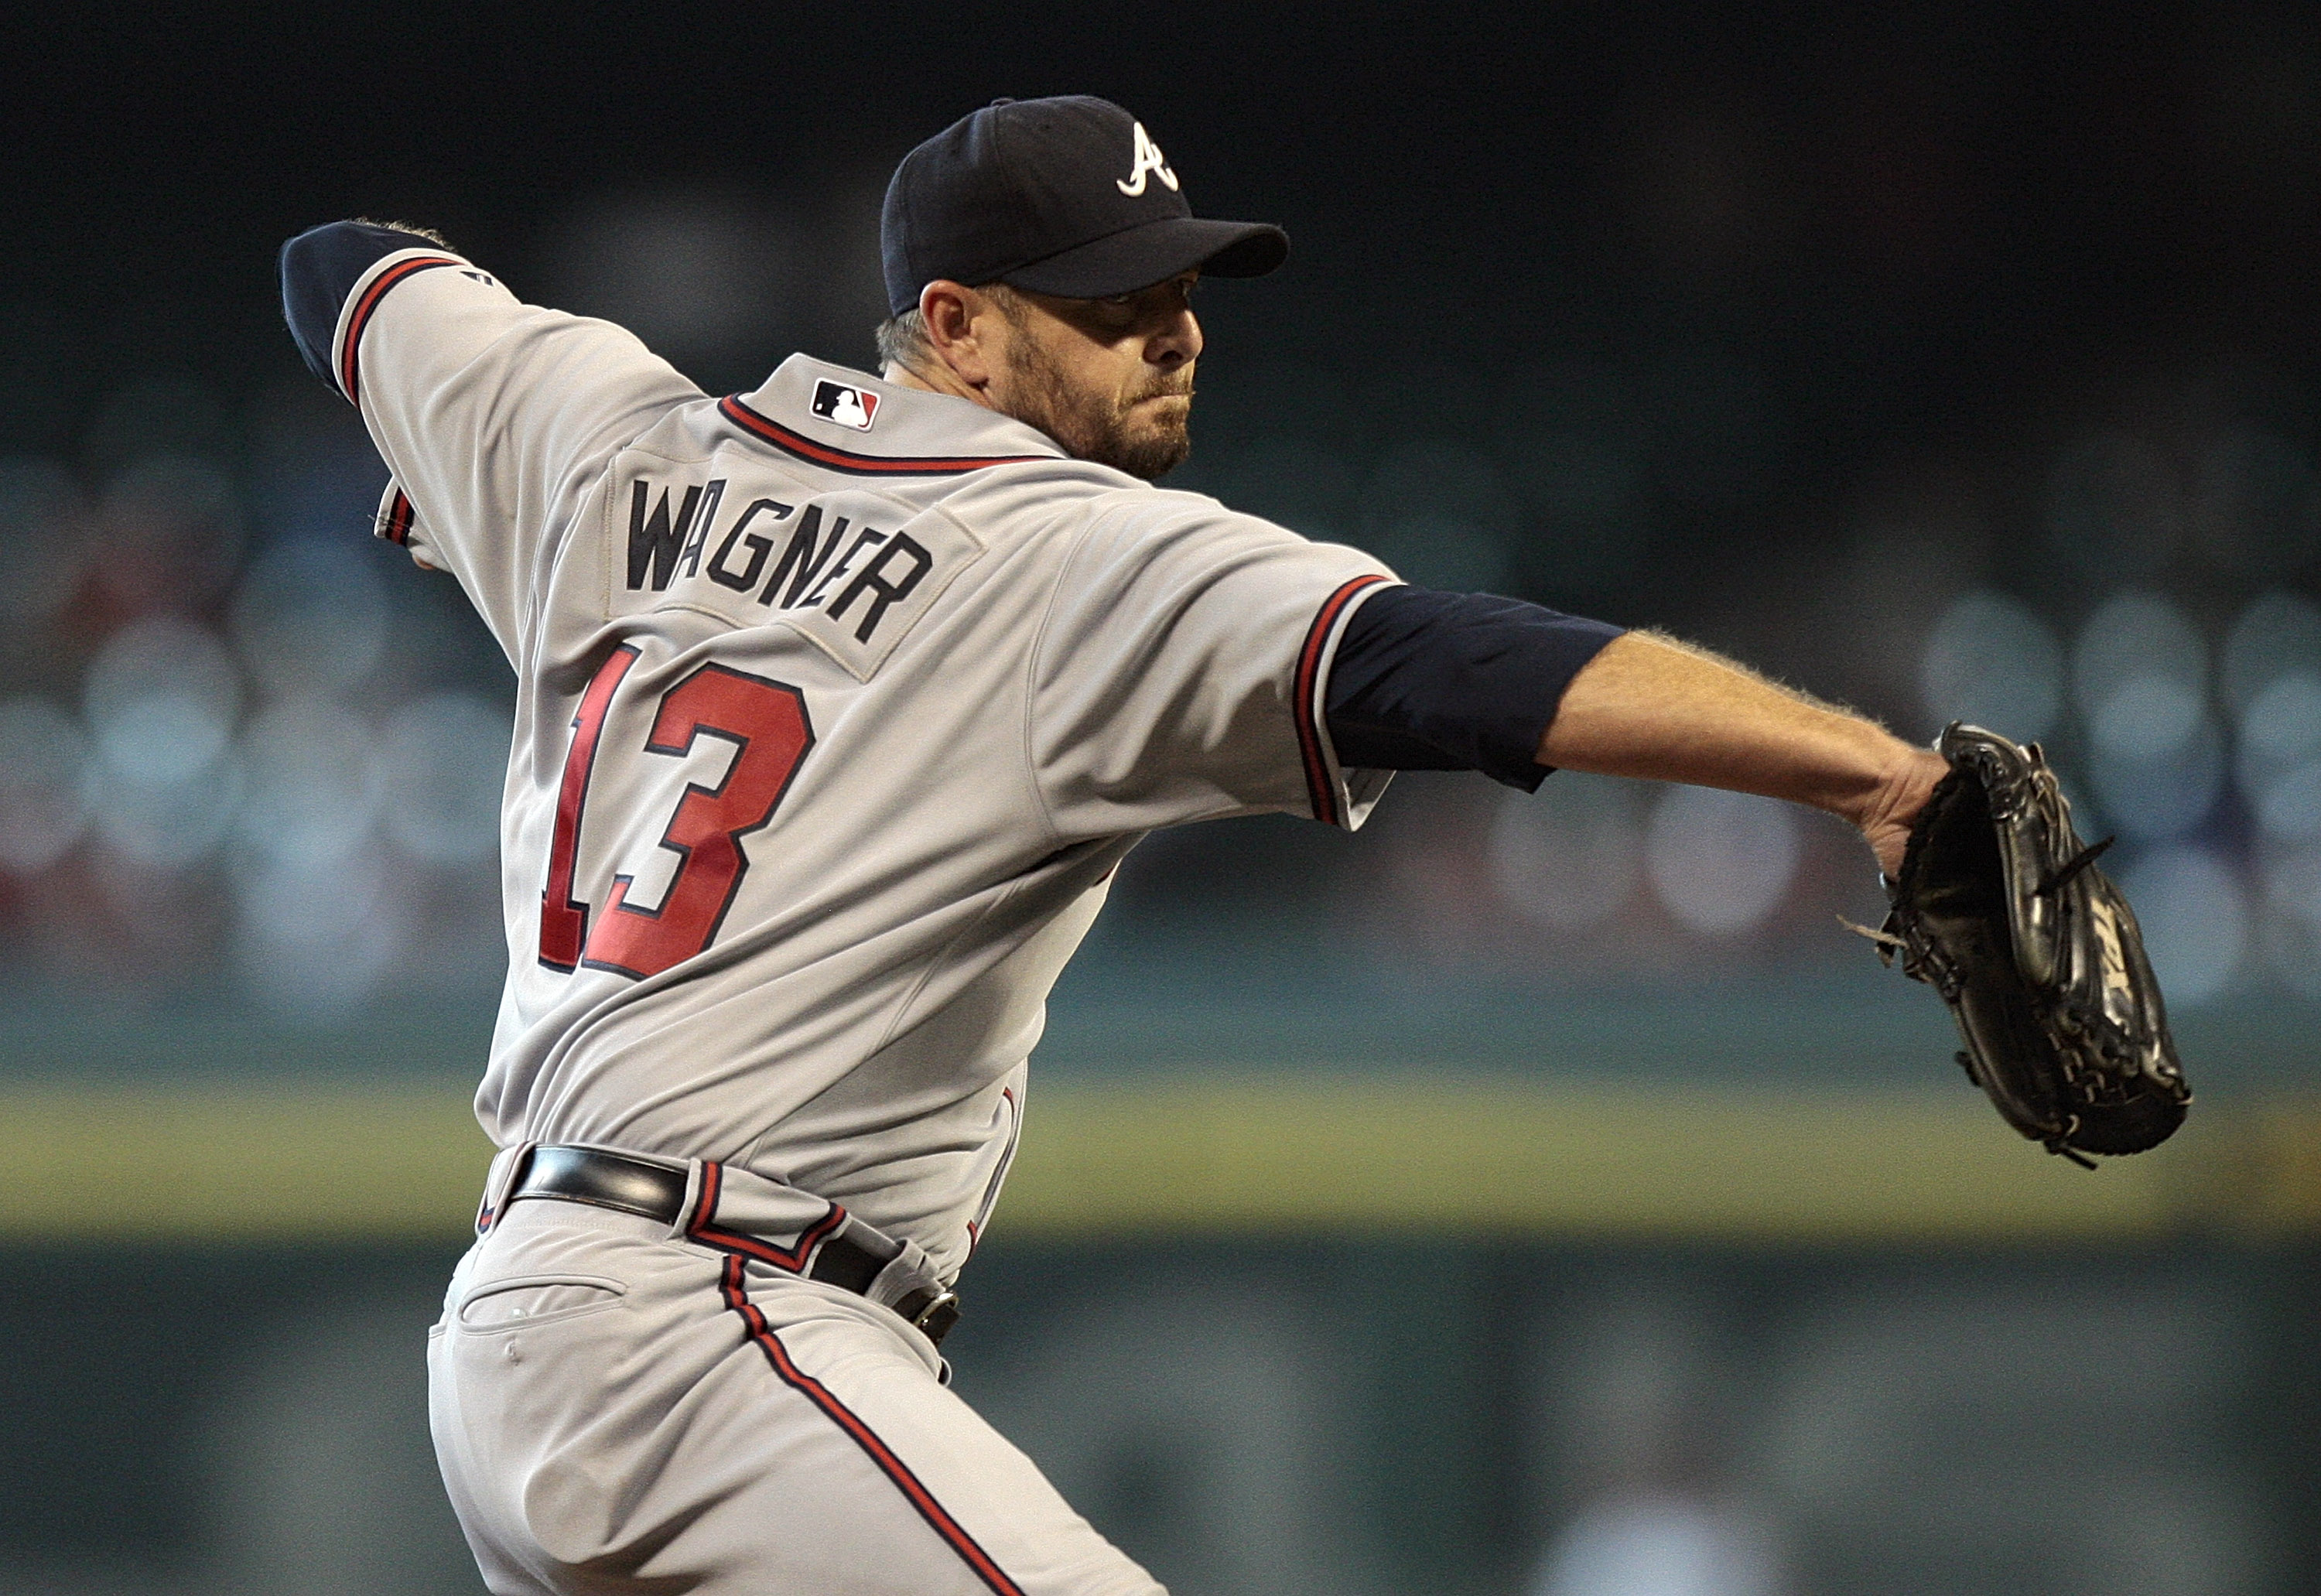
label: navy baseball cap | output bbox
[880,96,1289,318]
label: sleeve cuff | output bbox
[1293,574,1397,829]
[326,248,466,407]
[279,220,463,400]
[374,480,441,570]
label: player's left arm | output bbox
[1323,590,1943,874]
[1536,631,1946,877]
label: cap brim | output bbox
[1000,216,1288,299]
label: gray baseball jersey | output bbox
[337,244,1396,1280]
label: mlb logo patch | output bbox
[810,380,880,432]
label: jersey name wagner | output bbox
[610,470,984,680]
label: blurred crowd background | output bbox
[2,2,2319,1594]
[5,5,2321,1020]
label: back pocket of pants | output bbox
[456,1275,628,1331]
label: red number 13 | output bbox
[538,645,815,979]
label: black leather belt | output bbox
[504,1145,960,1345]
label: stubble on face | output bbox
[999,309,1195,481]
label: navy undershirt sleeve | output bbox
[279,220,444,391]
[1322,585,1625,791]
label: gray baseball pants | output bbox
[427,1197,1164,1594]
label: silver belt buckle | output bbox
[906,1289,962,1343]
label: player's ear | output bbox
[919,280,996,392]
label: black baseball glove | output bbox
[1858,723,2190,1166]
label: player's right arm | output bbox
[278,220,703,658]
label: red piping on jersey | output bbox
[714,1256,1026,1596]
[1294,575,1390,827]
[718,395,1051,476]
[380,489,414,545]
[684,1160,850,1270]
[338,255,459,405]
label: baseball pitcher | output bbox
[279,95,2135,1596]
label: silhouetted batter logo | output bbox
[810,380,880,432]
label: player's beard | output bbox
[1007,336,1194,480]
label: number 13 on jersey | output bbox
[538,644,815,979]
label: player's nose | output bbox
[1149,306,1202,368]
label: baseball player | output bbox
[280,96,1943,1596]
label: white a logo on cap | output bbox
[1115,122,1180,197]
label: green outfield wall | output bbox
[6,1076,2316,1244]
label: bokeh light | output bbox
[1489,775,1644,931]
[91,451,246,615]
[2073,593,2224,842]
[1918,590,2064,740]
[83,615,246,868]
[374,692,508,866]
[234,697,381,870]
[2254,760,2321,846]
[2073,591,2206,733]
[233,836,412,1016]
[2224,591,2321,847]
[2220,590,2321,714]
[0,695,91,873]
[2260,842,2321,999]
[2088,721,2229,844]
[2115,844,2248,1006]
[85,613,241,784]
[229,537,391,700]
[91,751,247,872]
[1646,785,1801,935]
